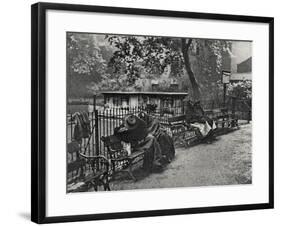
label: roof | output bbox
[101,91,188,96]
[230,72,252,81]
[237,57,252,73]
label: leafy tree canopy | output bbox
[106,35,231,100]
[67,33,108,80]
[67,33,234,101]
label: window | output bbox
[112,96,122,107]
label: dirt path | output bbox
[102,123,252,191]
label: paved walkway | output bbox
[97,123,252,191]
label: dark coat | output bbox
[73,112,91,143]
[139,112,175,162]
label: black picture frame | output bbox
[31,2,274,224]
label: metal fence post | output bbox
[231,97,236,116]
[94,109,99,155]
[93,94,96,111]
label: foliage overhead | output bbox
[106,35,232,100]
[228,80,252,99]
[67,33,108,79]
[67,33,239,102]
[107,36,184,80]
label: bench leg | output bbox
[88,177,111,192]
[100,179,110,191]
[89,181,98,191]
[104,182,111,191]
[127,169,137,181]
[103,175,111,191]
[126,162,137,181]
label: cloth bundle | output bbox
[73,112,91,143]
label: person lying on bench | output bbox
[185,101,216,143]
[114,114,164,172]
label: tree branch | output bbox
[181,38,193,53]
[181,38,200,100]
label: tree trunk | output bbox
[181,38,201,101]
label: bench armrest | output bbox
[78,153,109,164]
[111,150,144,161]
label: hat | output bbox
[123,114,148,141]
[124,115,138,130]
[138,111,153,126]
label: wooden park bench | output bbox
[211,108,239,130]
[67,141,110,192]
[101,135,145,181]
[167,115,198,146]
[167,110,238,146]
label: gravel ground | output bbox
[92,123,252,191]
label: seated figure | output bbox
[114,114,164,172]
[138,111,175,163]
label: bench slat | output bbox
[168,115,186,123]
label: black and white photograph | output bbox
[66,32,252,193]
[29,1,273,224]
[0,0,277,224]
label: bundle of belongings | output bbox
[73,112,91,143]
[184,100,216,142]
[114,112,175,172]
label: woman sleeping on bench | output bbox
[114,114,173,172]
[138,111,175,163]
[184,100,216,143]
